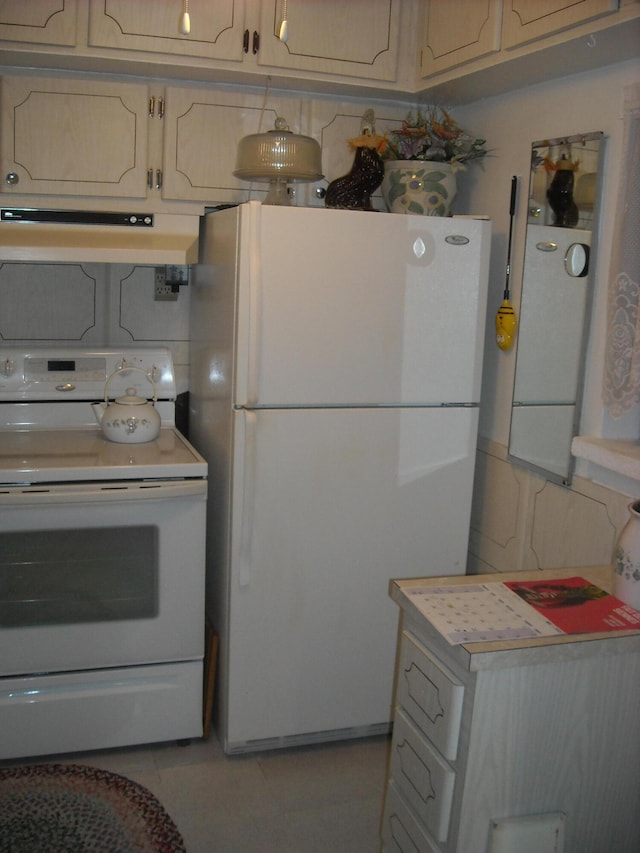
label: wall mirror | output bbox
[508,131,605,485]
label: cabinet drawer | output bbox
[398,630,464,759]
[390,709,455,842]
[382,780,441,853]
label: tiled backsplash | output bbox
[469,436,631,574]
[0,262,191,393]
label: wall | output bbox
[451,58,640,573]
[2,59,638,575]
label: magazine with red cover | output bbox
[504,576,640,634]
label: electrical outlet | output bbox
[154,267,178,301]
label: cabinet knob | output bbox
[5,172,19,186]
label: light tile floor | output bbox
[4,733,391,852]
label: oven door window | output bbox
[1,526,158,628]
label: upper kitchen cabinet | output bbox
[161,86,301,205]
[0,0,78,47]
[0,75,149,198]
[255,0,401,82]
[418,0,502,77]
[502,0,618,48]
[417,0,638,103]
[0,72,301,206]
[87,0,246,62]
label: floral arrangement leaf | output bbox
[383,107,487,171]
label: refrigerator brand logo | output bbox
[412,238,426,258]
[445,235,470,246]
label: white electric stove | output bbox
[0,347,208,760]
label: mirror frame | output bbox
[508,131,605,486]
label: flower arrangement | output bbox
[383,107,487,171]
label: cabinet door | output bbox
[0,0,77,46]
[256,0,400,82]
[0,76,149,198]
[502,0,617,48]
[161,86,301,204]
[88,0,247,62]
[419,0,502,76]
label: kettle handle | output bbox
[103,366,158,405]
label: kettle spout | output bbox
[91,401,106,424]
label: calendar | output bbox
[404,577,640,645]
[404,583,563,644]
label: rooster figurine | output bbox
[325,110,387,211]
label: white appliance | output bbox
[0,347,207,760]
[189,202,491,754]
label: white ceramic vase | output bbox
[381,160,457,216]
[613,500,640,610]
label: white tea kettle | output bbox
[92,367,161,444]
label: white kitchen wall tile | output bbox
[0,262,105,343]
[109,264,190,342]
[469,440,526,573]
[530,477,621,569]
[471,437,632,574]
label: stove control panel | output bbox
[0,348,177,400]
[25,356,107,384]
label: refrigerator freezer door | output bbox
[233,203,490,407]
[225,405,479,751]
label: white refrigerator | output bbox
[189,201,490,754]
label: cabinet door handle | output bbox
[147,168,153,189]
[252,30,259,54]
[156,169,163,190]
[5,171,19,186]
[157,97,165,119]
[149,96,155,118]
[243,28,249,53]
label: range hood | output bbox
[0,209,200,265]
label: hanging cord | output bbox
[179,0,190,35]
[279,0,289,42]
[257,75,271,134]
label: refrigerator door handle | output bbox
[237,409,257,587]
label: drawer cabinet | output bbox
[382,568,640,853]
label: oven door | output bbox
[0,479,206,676]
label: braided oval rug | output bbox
[0,763,186,853]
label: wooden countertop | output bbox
[390,566,640,672]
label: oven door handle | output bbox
[0,479,206,505]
